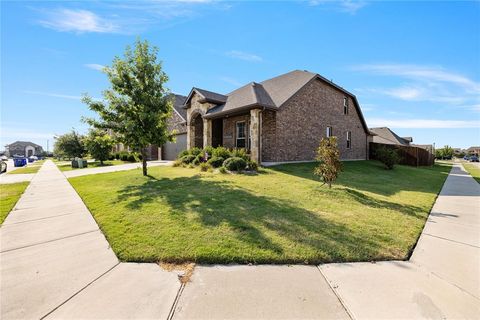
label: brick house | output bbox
[5,141,44,157]
[183,70,371,163]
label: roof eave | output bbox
[204,104,277,119]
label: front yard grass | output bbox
[463,163,480,183]
[57,160,136,172]
[9,164,42,174]
[69,160,451,264]
[0,182,29,224]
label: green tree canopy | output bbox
[84,129,115,165]
[54,130,86,159]
[83,39,174,176]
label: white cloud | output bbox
[38,9,119,33]
[220,76,243,87]
[353,64,480,93]
[353,63,480,108]
[309,0,368,14]
[24,90,82,100]
[367,118,480,129]
[225,50,263,62]
[0,127,54,140]
[84,64,105,71]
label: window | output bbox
[326,126,332,137]
[346,131,351,149]
[236,121,246,148]
[343,97,349,115]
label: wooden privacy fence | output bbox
[369,142,434,167]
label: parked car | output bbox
[469,156,479,162]
[0,160,7,174]
[464,155,470,161]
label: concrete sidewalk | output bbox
[320,163,480,319]
[2,161,478,319]
[63,160,172,178]
[1,160,180,319]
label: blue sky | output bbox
[1,0,479,151]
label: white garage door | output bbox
[162,133,187,160]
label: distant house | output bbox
[467,146,480,156]
[5,141,44,157]
[369,127,412,146]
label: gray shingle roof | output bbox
[6,141,42,148]
[172,94,187,120]
[370,127,411,146]
[206,82,275,116]
[185,69,370,134]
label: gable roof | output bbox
[172,94,187,120]
[185,70,371,134]
[370,127,412,146]
[6,141,42,148]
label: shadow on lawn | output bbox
[116,175,390,264]
[269,160,451,197]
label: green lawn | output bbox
[0,182,29,224]
[68,161,451,264]
[57,160,136,171]
[9,164,42,174]
[463,163,480,183]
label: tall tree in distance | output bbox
[83,39,174,176]
[84,129,115,165]
[53,130,86,159]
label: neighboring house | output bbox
[414,144,434,154]
[111,94,187,160]
[5,141,44,157]
[467,146,480,156]
[183,70,371,163]
[369,127,413,146]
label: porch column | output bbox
[203,118,212,147]
[250,108,261,163]
[187,124,195,149]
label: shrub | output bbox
[127,154,136,162]
[375,146,400,170]
[192,154,203,166]
[207,156,224,168]
[108,154,115,160]
[180,154,195,164]
[203,146,215,157]
[219,166,227,174]
[172,159,182,167]
[120,152,129,161]
[231,148,249,161]
[213,146,231,159]
[246,160,258,171]
[178,149,190,158]
[223,157,247,171]
[314,137,343,188]
[199,162,211,172]
[190,147,202,156]
[114,153,120,160]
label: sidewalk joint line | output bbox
[167,282,186,320]
[316,266,355,320]
[1,212,79,226]
[39,262,121,319]
[423,233,480,248]
[0,229,99,254]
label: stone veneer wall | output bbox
[168,109,187,134]
[269,79,368,161]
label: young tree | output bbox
[314,137,343,188]
[54,130,86,159]
[442,145,454,158]
[83,39,174,176]
[84,129,115,165]
[375,146,400,169]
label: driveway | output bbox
[63,160,172,178]
[1,162,478,319]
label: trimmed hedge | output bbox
[223,157,247,171]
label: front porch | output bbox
[187,109,262,163]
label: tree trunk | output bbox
[141,148,148,176]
